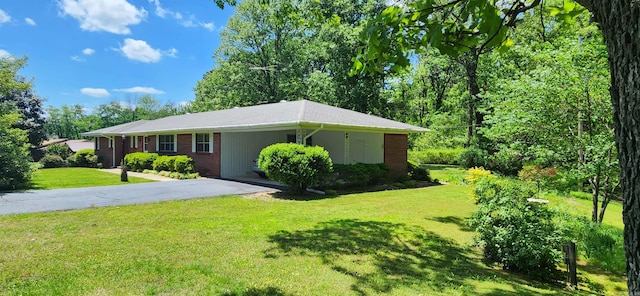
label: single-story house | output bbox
[82,100,427,179]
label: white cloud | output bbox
[58,0,147,35]
[200,22,215,31]
[82,48,95,55]
[114,86,165,94]
[118,38,162,63]
[0,9,10,24]
[71,55,84,62]
[81,88,110,97]
[25,17,36,26]
[0,49,11,58]
[164,48,178,58]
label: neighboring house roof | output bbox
[83,100,428,136]
[39,138,68,148]
[65,140,94,152]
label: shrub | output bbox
[39,154,66,168]
[560,214,625,275]
[469,177,564,278]
[173,155,195,174]
[46,143,72,159]
[464,167,493,185]
[124,152,159,171]
[458,146,488,168]
[259,143,333,193]
[408,160,432,181]
[488,149,523,176]
[408,148,463,165]
[68,149,99,168]
[153,155,175,172]
[330,163,390,188]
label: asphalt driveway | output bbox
[0,179,277,215]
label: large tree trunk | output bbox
[586,1,640,293]
[461,50,481,147]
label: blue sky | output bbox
[0,0,235,109]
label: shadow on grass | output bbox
[427,215,475,232]
[220,287,291,296]
[265,219,487,294]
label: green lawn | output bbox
[0,184,626,295]
[30,168,155,189]
[424,164,467,184]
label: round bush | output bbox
[68,149,99,168]
[40,154,66,168]
[124,152,159,171]
[46,143,72,159]
[173,155,195,174]
[469,177,564,278]
[489,149,523,176]
[152,155,175,172]
[458,146,488,168]
[259,143,333,193]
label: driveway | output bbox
[0,179,278,215]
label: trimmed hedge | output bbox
[68,149,99,168]
[259,143,333,193]
[408,148,463,165]
[153,155,176,172]
[40,154,66,168]
[329,163,390,188]
[173,155,195,174]
[124,152,159,172]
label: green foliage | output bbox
[39,154,66,168]
[68,149,99,168]
[330,163,390,188]
[408,148,463,165]
[487,149,523,176]
[0,106,33,190]
[124,152,159,172]
[469,177,564,278]
[46,143,73,160]
[560,214,625,275]
[173,155,195,174]
[407,160,432,182]
[259,143,333,193]
[153,155,176,172]
[458,147,488,169]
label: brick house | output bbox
[82,100,427,179]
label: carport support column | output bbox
[344,132,350,164]
[296,128,306,145]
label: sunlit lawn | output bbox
[0,180,626,295]
[30,168,154,189]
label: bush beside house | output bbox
[259,143,333,193]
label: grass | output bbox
[29,168,155,189]
[424,164,467,184]
[0,183,627,295]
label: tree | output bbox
[354,0,640,292]
[0,57,46,152]
[0,103,32,189]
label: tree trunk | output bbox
[586,1,640,293]
[461,50,481,147]
[591,175,600,222]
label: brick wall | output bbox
[95,137,113,168]
[384,134,408,179]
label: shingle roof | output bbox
[83,100,427,136]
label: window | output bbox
[143,136,149,152]
[130,136,138,148]
[195,133,211,153]
[158,135,175,152]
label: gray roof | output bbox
[83,100,427,136]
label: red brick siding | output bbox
[95,137,113,168]
[384,134,408,179]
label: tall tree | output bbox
[353,0,640,292]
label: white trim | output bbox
[96,137,100,150]
[209,132,213,153]
[143,136,149,152]
[155,135,159,151]
[108,137,113,148]
[173,134,177,152]
[192,133,196,153]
